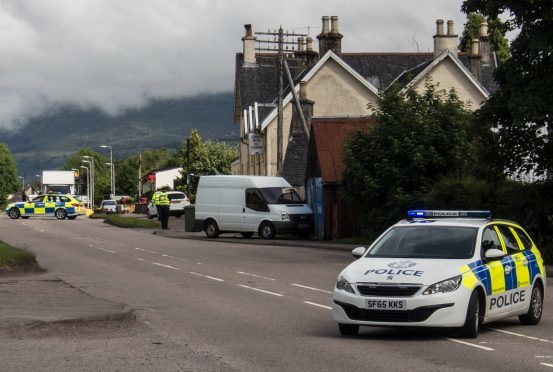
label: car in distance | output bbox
[99,200,117,214]
[332,210,546,338]
[147,191,190,219]
[5,194,85,220]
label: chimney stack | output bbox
[471,38,480,56]
[317,15,343,56]
[242,24,257,66]
[433,19,458,58]
[478,21,491,65]
[469,38,482,82]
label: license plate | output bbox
[366,299,406,310]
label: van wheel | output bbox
[241,232,253,238]
[519,283,543,325]
[8,208,20,219]
[259,222,275,239]
[338,323,359,336]
[205,220,220,238]
[459,290,480,338]
[55,208,67,220]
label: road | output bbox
[1,215,552,371]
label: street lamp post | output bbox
[80,165,90,208]
[100,145,114,199]
[18,176,24,191]
[82,160,92,206]
[35,175,41,193]
[82,156,95,208]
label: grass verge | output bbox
[0,240,41,274]
[89,213,108,220]
[103,214,159,229]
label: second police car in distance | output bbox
[332,210,546,338]
[5,194,86,220]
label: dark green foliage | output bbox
[63,149,110,203]
[0,144,20,205]
[462,0,553,177]
[341,83,476,239]
[459,13,510,64]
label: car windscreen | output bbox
[258,187,304,204]
[367,226,478,259]
[168,193,185,200]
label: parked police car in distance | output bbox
[332,210,546,338]
[5,194,85,220]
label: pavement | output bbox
[1,215,551,332]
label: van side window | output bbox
[245,189,269,212]
[496,225,521,254]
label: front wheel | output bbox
[8,208,20,219]
[459,290,480,338]
[338,323,359,336]
[519,283,543,325]
[55,208,67,220]
[259,222,276,239]
[205,220,220,238]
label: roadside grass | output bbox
[89,213,108,220]
[0,240,40,274]
[103,214,159,229]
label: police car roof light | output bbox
[407,210,491,219]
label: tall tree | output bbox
[459,12,510,64]
[0,144,19,205]
[462,0,553,177]
[342,83,476,238]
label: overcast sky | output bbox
[0,0,472,131]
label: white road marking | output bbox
[239,285,283,297]
[292,283,333,294]
[190,272,224,282]
[445,338,495,351]
[541,363,553,368]
[88,244,94,247]
[98,248,116,254]
[237,271,275,281]
[304,301,332,310]
[152,262,179,270]
[39,230,44,232]
[70,237,94,240]
[133,257,145,262]
[134,247,143,251]
[487,327,553,344]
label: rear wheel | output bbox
[519,283,543,325]
[8,208,20,219]
[459,290,480,338]
[338,323,359,336]
[205,220,220,238]
[259,222,276,239]
[55,208,67,220]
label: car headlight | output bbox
[280,211,290,221]
[423,275,462,295]
[336,276,355,293]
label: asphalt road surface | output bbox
[1,215,552,371]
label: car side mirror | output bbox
[352,247,367,259]
[484,248,506,260]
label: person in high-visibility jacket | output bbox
[157,191,171,230]
[151,190,162,221]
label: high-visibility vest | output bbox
[151,191,161,206]
[158,192,170,206]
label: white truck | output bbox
[42,170,75,195]
[195,175,313,239]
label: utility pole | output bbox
[138,154,142,200]
[186,137,191,196]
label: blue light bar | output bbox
[407,210,492,219]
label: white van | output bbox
[195,176,312,239]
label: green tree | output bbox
[341,83,476,238]
[459,13,510,64]
[141,148,173,174]
[115,157,140,198]
[63,149,110,204]
[0,144,19,205]
[462,0,553,177]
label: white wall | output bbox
[155,167,182,190]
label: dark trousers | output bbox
[159,205,170,230]
[155,205,161,221]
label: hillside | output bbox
[0,92,237,178]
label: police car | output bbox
[5,194,85,220]
[332,210,546,338]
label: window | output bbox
[257,187,304,204]
[245,189,269,212]
[481,227,502,255]
[47,195,58,203]
[496,225,521,254]
[31,196,44,202]
[59,196,71,203]
[513,227,533,250]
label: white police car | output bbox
[332,210,546,338]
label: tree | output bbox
[462,0,553,177]
[0,144,19,205]
[459,13,510,64]
[63,149,110,204]
[341,83,476,238]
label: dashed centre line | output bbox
[304,301,332,310]
[541,363,553,368]
[292,283,333,294]
[487,327,553,344]
[190,272,224,282]
[239,285,283,297]
[152,262,179,270]
[237,271,275,281]
[97,248,116,254]
[445,338,495,351]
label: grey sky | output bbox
[0,0,470,131]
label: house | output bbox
[234,17,497,184]
[140,166,183,195]
[306,117,375,240]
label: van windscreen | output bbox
[258,187,303,204]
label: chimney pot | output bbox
[244,24,252,37]
[447,20,455,36]
[321,16,330,34]
[242,24,256,66]
[330,16,339,33]
[471,38,480,56]
[297,36,305,52]
[436,19,444,36]
[306,37,313,51]
[479,21,489,38]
